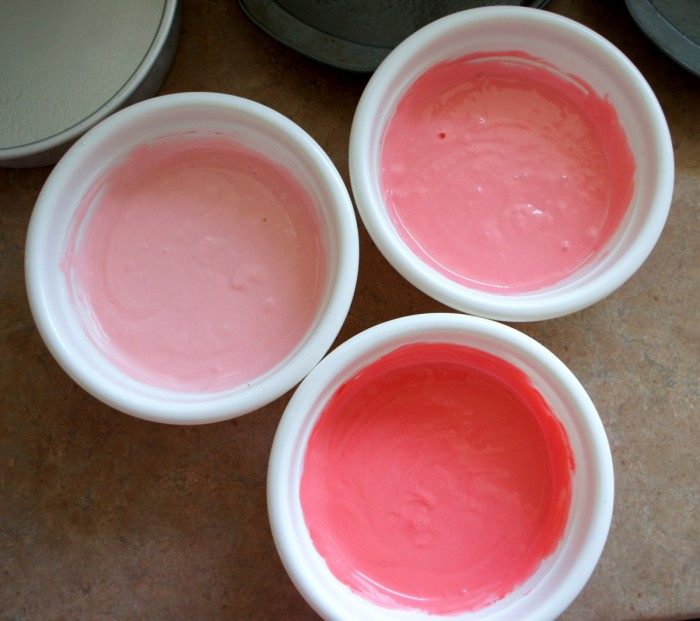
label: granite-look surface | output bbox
[1,1,698,619]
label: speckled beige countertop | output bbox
[1,1,698,619]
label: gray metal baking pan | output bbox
[0,0,181,168]
[238,0,549,72]
[625,0,700,77]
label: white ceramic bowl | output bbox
[349,7,674,322]
[268,313,614,621]
[25,92,359,424]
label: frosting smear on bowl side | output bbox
[300,342,575,614]
[63,133,327,392]
[381,52,635,292]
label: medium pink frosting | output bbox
[381,52,636,292]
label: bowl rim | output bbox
[268,312,615,621]
[349,6,674,322]
[25,91,359,424]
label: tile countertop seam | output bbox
[1,0,698,620]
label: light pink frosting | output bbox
[64,134,327,392]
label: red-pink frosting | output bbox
[301,342,575,614]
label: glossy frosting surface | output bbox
[301,342,575,613]
[381,52,636,292]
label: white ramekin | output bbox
[269,313,614,621]
[349,7,674,322]
[25,92,359,424]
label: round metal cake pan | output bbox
[625,0,700,78]
[238,0,550,72]
[0,0,181,168]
